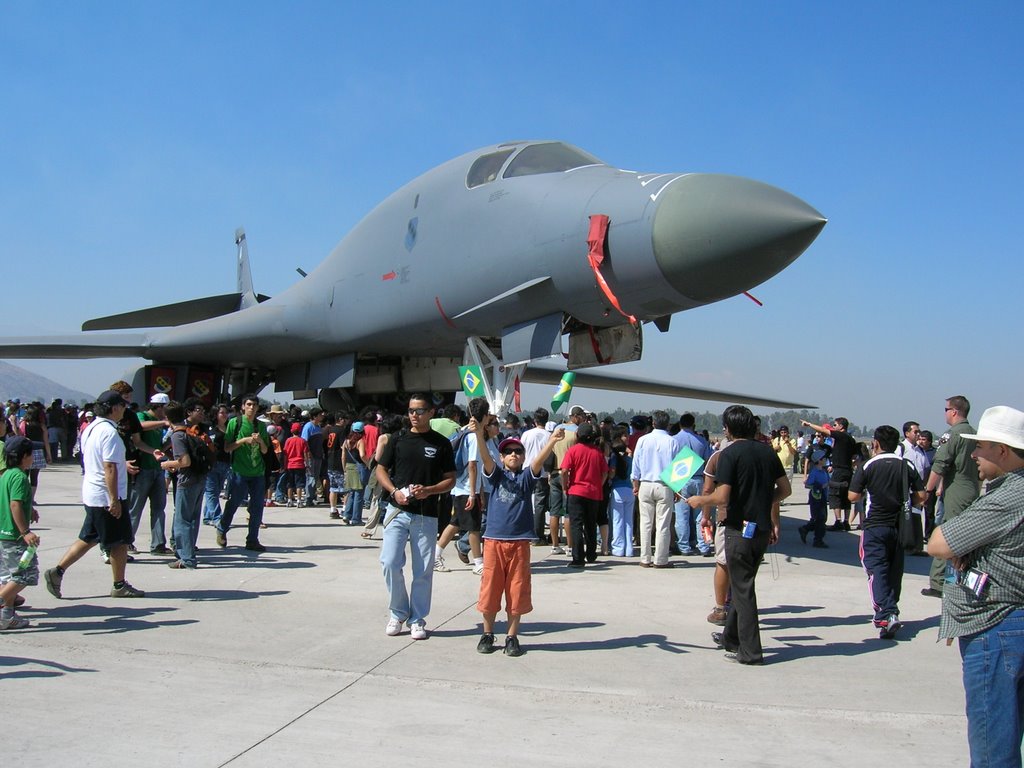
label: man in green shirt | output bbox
[923,395,981,597]
[215,394,270,552]
[128,392,170,555]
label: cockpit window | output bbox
[502,142,602,179]
[467,149,515,188]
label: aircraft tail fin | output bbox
[236,228,259,310]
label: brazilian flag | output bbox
[458,366,486,398]
[550,372,575,414]
[660,446,705,493]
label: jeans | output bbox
[218,473,266,545]
[129,468,167,550]
[959,608,1024,768]
[305,457,323,503]
[532,476,550,541]
[674,476,708,553]
[609,485,635,556]
[171,481,204,568]
[345,487,366,524]
[379,508,435,625]
[203,461,231,523]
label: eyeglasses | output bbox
[407,407,429,416]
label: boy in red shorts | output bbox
[469,416,563,656]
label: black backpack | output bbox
[179,428,214,475]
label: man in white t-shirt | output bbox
[520,407,553,544]
[44,390,145,600]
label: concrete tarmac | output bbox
[5,464,966,767]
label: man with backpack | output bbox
[160,398,213,569]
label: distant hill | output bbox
[0,362,94,406]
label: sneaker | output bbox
[150,545,173,556]
[812,540,829,549]
[111,582,145,598]
[842,521,852,531]
[476,632,497,654]
[44,568,63,599]
[329,510,341,519]
[127,544,139,554]
[101,550,111,564]
[503,635,524,657]
[434,555,450,573]
[410,622,428,640]
[707,607,728,626]
[472,562,485,576]
[244,541,266,553]
[385,618,403,636]
[798,526,808,544]
[551,546,565,555]
[829,521,844,531]
[215,529,227,548]
[0,614,30,630]
[879,615,902,640]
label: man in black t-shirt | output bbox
[848,425,927,640]
[375,394,456,641]
[689,405,790,665]
[801,417,859,531]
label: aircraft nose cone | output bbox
[652,174,825,303]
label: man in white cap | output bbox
[927,405,1024,767]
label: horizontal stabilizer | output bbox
[82,292,269,331]
[0,333,150,359]
[521,367,815,410]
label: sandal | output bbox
[360,531,374,539]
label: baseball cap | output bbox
[351,421,365,433]
[569,405,588,417]
[150,393,170,405]
[96,390,128,408]
[290,423,302,435]
[498,437,524,453]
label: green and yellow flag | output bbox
[660,446,705,493]
[458,366,486,399]
[550,372,575,414]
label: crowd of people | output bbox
[1,387,1022,764]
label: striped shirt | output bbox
[938,469,1024,639]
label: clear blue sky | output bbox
[2,2,1021,433]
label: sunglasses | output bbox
[501,448,525,456]
[407,407,430,416]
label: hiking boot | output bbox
[215,529,227,548]
[503,635,524,657]
[477,632,497,654]
[434,555,450,573]
[410,622,428,640]
[707,606,728,626]
[0,614,30,630]
[44,568,63,599]
[111,582,145,598]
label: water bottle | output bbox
[17,545,37,570]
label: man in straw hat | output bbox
[927,405,1024,767]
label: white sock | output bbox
[435,545,443,559]
[473,557,483,566]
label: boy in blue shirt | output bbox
[470,416,563,656]
[799,449,830,548]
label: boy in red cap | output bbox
[469,416,563,656]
